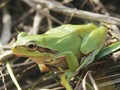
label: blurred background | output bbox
[0,0,120,90]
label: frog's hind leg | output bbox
[55,51,79,90]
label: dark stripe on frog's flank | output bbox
[37,46,58,54]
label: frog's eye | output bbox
[26,41,37,51]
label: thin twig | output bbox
[98,78,120,88]
[88,72,99,90]
[22,0,63,25]
[29,5,44,34]
[32,0,120,25]
[0,64,7,90]
[1,8,12,45]
[82,71,89,90]
[0,50,14,63]
[12,8,34,27]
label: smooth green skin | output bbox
[12,23,107,90]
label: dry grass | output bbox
[0,0,120,90]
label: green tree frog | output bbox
[12,23,107,90]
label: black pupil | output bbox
[28,44,34,48]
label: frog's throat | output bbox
[29,56,51,64]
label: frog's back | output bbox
[44,24,81,37]
[40,25,82,57]
[44,24,97,38]
[38,24,97,57]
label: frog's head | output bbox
[12,32,45,57]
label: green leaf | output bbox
[96,42,120,59]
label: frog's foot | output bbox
[58,68,74,90]
[38,64,49,72]
[60,74,73,90]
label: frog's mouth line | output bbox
[37,46,58,54]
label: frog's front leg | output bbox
[38,64,50,72]
[56,51,79,72]
[55,51,79,90]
